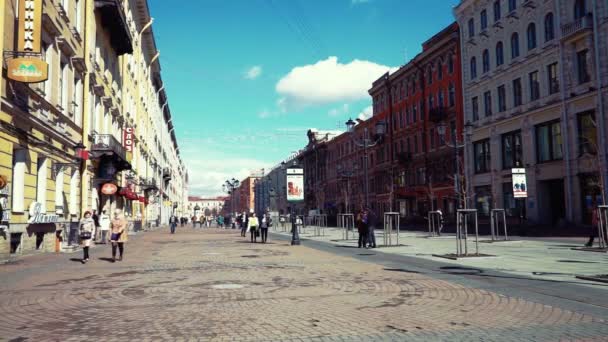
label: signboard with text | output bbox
[124,127,134,152]
[512,168,528,198]
[18,0,43,53]
[286,168,304,202]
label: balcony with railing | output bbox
[91,134,127,161]
[561,13,593,41]
[94,0,133,55]
[163,167,172,180]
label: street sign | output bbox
[286,168,304,202]
[512,168,527,198]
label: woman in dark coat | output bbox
[356,211,368,248]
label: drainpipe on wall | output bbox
[592,0,608,204]
[556,0,574,222]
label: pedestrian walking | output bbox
[240,212,249,237]
[79,211,95,264]
[365,208,377,248]
[92,209,100,242]
[99,209,111,244]
[260,213,272,243]
[218,215,224,228]
[192,215,198,228]
[356,210,368,248]
[170,214,178,234]
[248,213,259,243]
[585,207,606,247]
[110,209,128,262]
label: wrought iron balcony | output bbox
[163,167,172,180]
[561,13,593,41]
[141,178,158,191]
[94,0,133,55]
[91,134,126,161]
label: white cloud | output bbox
[244,65,262,80]
[258,109,271,119]
[186,157,272,197]
[357,105,373,121]
[328,103,350,117]
[276,56,397,111]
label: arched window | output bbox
[448,54,454,74]
[544,13,554,42]
[574,0,586,20]
[470,57,477,79]
[511,32,520,58]
[437,59,443,80]
[527,23,537,50]
[481,10,488,30]
[508,0,517,12]
[448,83,456,107]
[494,0,501,22]
[468,18,475,38]
[427,66,433,84]
[496,41,504,66]
[482,49,490,73]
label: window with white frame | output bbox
[12,149,27,213]
[36,156,47,213]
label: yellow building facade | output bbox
[0,0,187,260]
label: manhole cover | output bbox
[212,284,245,289]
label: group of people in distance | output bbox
[356,208,377,249]
[236,211,272,243]
[78,209,128,264]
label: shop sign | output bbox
[512,168,528,198]
[124,127,134,152]
[286,168,304,202]
[7,57,48,83]
[18,0,43,52]
[28,202,58,224]
[101,183,118,195]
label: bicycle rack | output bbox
[312,214,327,236]
[490,209,508,241]
[598,205,608,249]
[383,212,400,247]
[427,211,442,237]
[338,213,355,240]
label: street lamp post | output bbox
[282,160,302,245]
[345,118,387,210]
[436,121,474,209]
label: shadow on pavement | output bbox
[98,257,115,263]
[69,258,83,263]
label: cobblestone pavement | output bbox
[1,228,608,341]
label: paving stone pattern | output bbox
[0,228,607,341]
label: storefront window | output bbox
[536,120,563,162]
[502,130,523,169]
[474,139,491,173]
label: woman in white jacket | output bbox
[79,211,95,264]
[248,213,259,243]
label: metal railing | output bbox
[561,13,593,39]
[91,134,126,161]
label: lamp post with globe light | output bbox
[344,118,387,210]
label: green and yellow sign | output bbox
[7,57,48,83]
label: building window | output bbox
[413,105,417,123]
[36,156,47,213]
[414,134,419,154]
[513,78,522,106]
[574,0,586,20]
[450,120,457,144]
[438,90,445,107]
[496,41,504,66]
[430,128,435,150]
[475,185,493,216]
[536,120,563,162]
[529,71,539,101]
[527,23,537,50]
[481,10,488,30]
[484,91,492,117]
[419,100,425,121]
[482,49,490,73]
[448,54,454,74]
[502,130,523,169]
[427,66,433,84]
[498,85,506,112]
[509,0,517,12]
[577,49,590,84]
[578,111,597,155]
[472,96,479,121]
[511,33,520,59]
[502,182,519,216]
[468,18,475,38]
[544,13,554,42]
[437,60,443,80]
[494,1,501,22]
[449,83,455,107]
[474,139,491,173]
[547,63,559,95]
[12,149,26,212]
[428,95,434,110]
[470,57,477,79]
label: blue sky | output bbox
[149,0,459,197]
